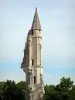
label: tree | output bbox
[0,82,5,100]
[16,81,26,90]
[55,77,74,100]
[16,81,26,100]
[0,78,75,100]
[69,85,75,100]
[3,80,17,100]
[2,80,26,100]
[44,77,75,100]
[60,77,73,91]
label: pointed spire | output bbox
[35,7,37,11]
[31,8,42,31]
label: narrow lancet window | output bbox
[34,76,36,84]
[32,59,34,66]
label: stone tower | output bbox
[21,8,44,100]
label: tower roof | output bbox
[31,8,42,31]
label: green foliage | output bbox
[16,81,26,100]
[0,77,75,100]
[60,77,73,91]
[0,80,26,100]
[16,81,26,90]
[44,77,75,100]
[0,82,5,100]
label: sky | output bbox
[0,0,75,85]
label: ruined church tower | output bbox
[21,8,44,100]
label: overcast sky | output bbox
[0,0,75,84]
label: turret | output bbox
[31,8,42,31]
[31,8,42,37]
[21,8,44,100]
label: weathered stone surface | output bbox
[31,8,42,31]
[21,8,44,100]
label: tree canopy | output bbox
[44,77,75,100]
[0,77,75,100]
